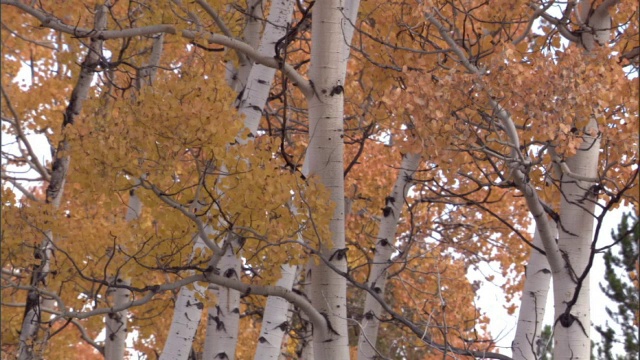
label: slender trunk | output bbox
[299,335,313,360]
[104,278,132,360]
[200,2,295,358]
[203,237,242,360]
[512,228,554,360]
[227,0,263,92]
[17,6,107,360]
[294,266,314,360]
[243,0,263,54]
[159,237,209,360]
[357,153,420,360]
[552,2,611,357]
[238,0,294,136]
[340,0,361,64]
[254,265,297,360]
[554,119,600,360]
[306,1,357,357]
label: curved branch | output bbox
[535,9,581,43]
[514,1,556,45]
[138,178,222,254]
[182,30,312,97]
[204,273,329,336]
[0,173,42,202]
[424,10,564,272]
[4,268,331,346]
[193,0,248,64]
[0,0,313,98]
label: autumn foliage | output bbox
[1,0,638,359]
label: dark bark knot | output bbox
[224,268,237,279]
[329,85,344,96]
[364,310,377,320]
[276,321,289,332]
[329,248,348,261]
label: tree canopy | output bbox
[1,1,638,359]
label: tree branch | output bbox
[0,0,313,98]
[0,87,51,181]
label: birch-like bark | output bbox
[203,236,242,360]
[512,228,554,360]
[155,166,221,358]
[200,2,295,358]
[553,118,600,360]
[426,2,612,358]
[293,266,314,360]
[340,0,361,64]
[300,336,314,360]
[198,0,293,359]
[552,1,611,357]
[306,1,356,358]
[17,6,107,360]
[159,237,209,360]
[104,278,132,360]
[253,265,297,360]
[227,0,263,92]
[357,153,421,360]
[138,2,288,357]
[238,0,294,136]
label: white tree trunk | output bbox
[104,278,132,360]
[512,228,554,360]
[227,0,264,92]
[298,313,314,360]
[294,266,314,360]
[357,153,420,360]
[254,264,297,360]
[340,0,361,65]
[553,118,600,360]
[238,0,294,135]
[200,2,295,358]
[17,7,108,360]
[306,1,358,358]
[203,237,242,360]
[159,237,209,360]
[551,2,612,357]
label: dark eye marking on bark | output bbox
[330,85,343,96]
